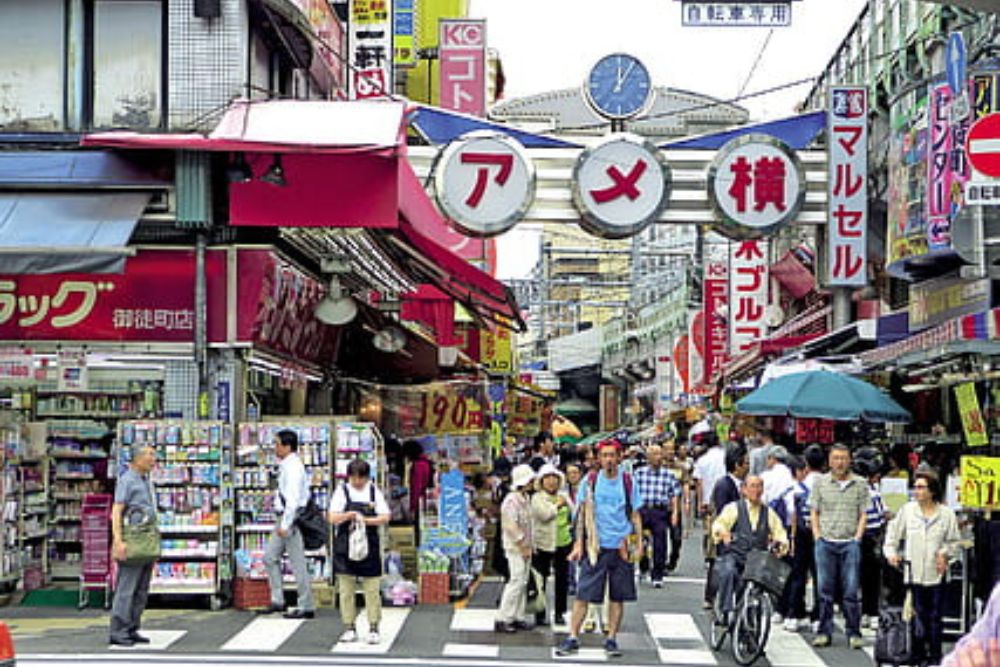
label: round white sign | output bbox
[571,134,671,239]
[433,131,535,237]
[707,134,806,240]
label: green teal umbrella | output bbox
[736,370,910,423]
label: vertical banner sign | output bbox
[438,468,468,537]
[827,87,868,286]
[955,382,989,447]
[926,83,971,251]
[439,19,487,117]
[973,74,996,121]
[729,240,769,355]
[687,310,705,394]
[393,0,416,68]
[702,260,729,385]
[348,0,393,99]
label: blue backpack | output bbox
[768,485,795,528]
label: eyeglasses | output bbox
[914,484,929,489]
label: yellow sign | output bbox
[955,382,989,447]
[960,456,1000,509]
[418,383,484,434]
[481,328,513,374]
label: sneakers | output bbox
[555,636,580,656]
[553,614,566,626]
[367,631,380,645]
[582,619,597,633]
[810,620,821,634]
[869,615,881,631]
[783,617,801,632]
[771,612,785,624]
[812,635,831,648]
[494,621,517,633]
[652,579,664,589]
[340,627,358,643]
[849,636,865,650]
[604,637,622,657]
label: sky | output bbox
[467,0,870,279]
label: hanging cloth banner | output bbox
[955,382,988,447]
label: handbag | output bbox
[525,566,547,616]
[295,500,329,551]
[348,515,369,561]
[121,507,161,565]
[743,549,792,597]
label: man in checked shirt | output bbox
[634,445,681,588]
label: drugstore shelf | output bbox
[50,451,109,459]
[150,583,215,594]
[159,550,218,559]
[158,525,219,534]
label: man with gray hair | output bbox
[109,444,158,646]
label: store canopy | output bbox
[81,99,407,154]
[387,162,525,332]
[0,192,148,274]
[554,397,598,416]
[662,111,827,150]
[736,369,911,423]
[409,105,582,148]
[0,151,169,188]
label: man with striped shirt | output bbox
[856,453,887,630]
[634,445,681,588]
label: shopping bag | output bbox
[525,566,547,616]
[348,515,369,561]
[295,500,329,551]
[121,507,161,565]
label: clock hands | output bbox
[614,60,637,94]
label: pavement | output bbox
[5,529,947,666]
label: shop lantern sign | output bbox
[827,86,869,287]
[572,134,672,240]
[347,0,394,99]
[708,134,805,241]
[433,132,535,237]
[728,239,770,355]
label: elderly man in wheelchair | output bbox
[711,475,789,629]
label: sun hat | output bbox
[511,464,536,490]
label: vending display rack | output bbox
[0,421,21,589]
[234,421,334,586]
[48,420,113,581]
[118,420,234,610]
[20,457,49,590]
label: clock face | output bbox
[585,53,653,120]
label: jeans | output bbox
[786,528,818,620]
[109,562,153,641]
[815,538,862,638]
[912,583,945,663]
[640,506,669,581]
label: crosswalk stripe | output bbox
[644,613,716,665]
[331,608,409,654]
[443,643,500,657]
[766,626,826,667]
[108,630,187,651]
[221,618,304,652]
[451,608,498,632]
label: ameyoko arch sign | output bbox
[428,131,807,242]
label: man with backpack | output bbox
[761,445,797,623]
[556,438,643,659]
[784,445,825,632]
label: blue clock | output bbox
[584,53,653,120]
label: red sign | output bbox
[729,240,769,354]
[967,112,1000,178]
[0,249,226,343]
[795,418,835,445]
[439,19,487,117]
[703,260,729,385]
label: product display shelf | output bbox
[0,421,21,589]
[234,421,334,588]
[34,375,163,421]
[118,420,234,610]
[47,420,112,581]
[332,421,387,574]
[19,457,49,589]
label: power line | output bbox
[737,28,774,100]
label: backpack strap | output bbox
[370,482,376,503]
[587,469,633,521]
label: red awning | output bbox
[385,162,525,332]
[82,99,407,155]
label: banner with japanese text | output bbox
[728,240,769,355]
[960,456,1000,509]
[376,381,487,437]
[480,327,513,375]
[702,259,729,385]
[926,82,971,254]
[955,382,989,447]
[439,19,486,117]
[348,0,393,99]
[827,86,868,286]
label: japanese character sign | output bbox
[348,0,393,99]
[728,240,769,355]
[708,134,805,240]
[702,260,729,385]
[572,134,672,239]
[433,132,535,237]
[681,2,795,28]
[926,82,971,251]
[439,19,487,117]
[827,86,869,287]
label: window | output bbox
[0,0,65,131]
[92,1,163,129]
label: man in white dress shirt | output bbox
[261,429,315,619]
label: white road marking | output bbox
[451,608,499,632]
[221,618,304,652]
[766,625,826,667]
[331,608,409,654]
[551,647,607,661]
[109,631,187,651]
[644,613,717,665]
[443,643,500,658]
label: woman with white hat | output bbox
[495,464,536,633]
[532,463,572,626]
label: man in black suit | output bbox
[704,444,749,606]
